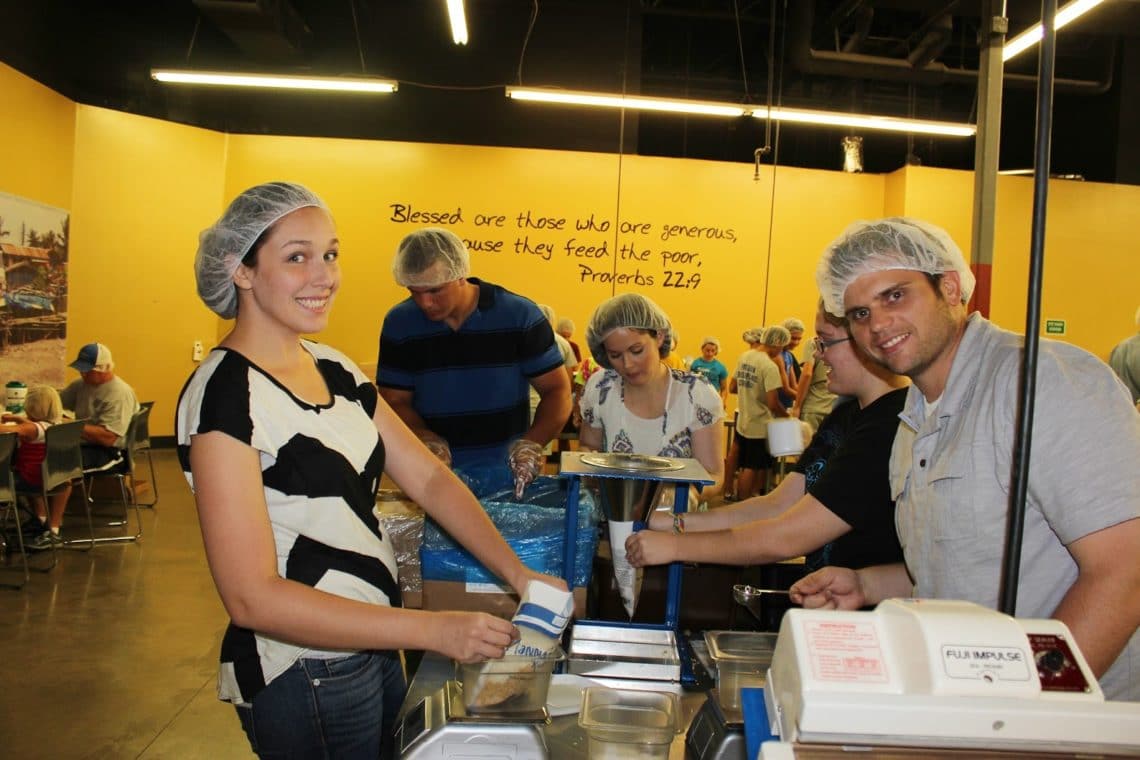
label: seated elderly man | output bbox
[376,228,571,496]
[791,217,1140,701]
[60,342,140,472]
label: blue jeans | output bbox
[235,651,406,759]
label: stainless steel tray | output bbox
[704,630,778,664]
[579,452,684,472]
[567,623,682,681]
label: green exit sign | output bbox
[1045,319,1066,335]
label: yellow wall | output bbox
[989,176,1139,359]
[68,106,227,425]
[894,165,1136,360]
[0,63,75,210]
[4,62,1137,435]
[223,137,880,378]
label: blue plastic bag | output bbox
[422,469,598,588]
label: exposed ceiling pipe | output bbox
[842,6,874,54]
[191,0,311,62]
[890,0,962,58]
[788,0,1113,94]
[907,13,953,69]
[826,0,866,29]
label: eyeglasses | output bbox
[811,336,850,355]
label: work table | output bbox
[397,649,714,758]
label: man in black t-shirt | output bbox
[625,305,909,573]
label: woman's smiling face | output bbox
[236,205,340,334]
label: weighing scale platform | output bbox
[396,679,549,759]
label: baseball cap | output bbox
[70,343,113,372]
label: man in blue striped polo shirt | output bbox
[377,228,570,494]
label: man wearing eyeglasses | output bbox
[626,303,908,580]
[793,334,840,433]
[792,217,1140,701]
[376,228,571,495]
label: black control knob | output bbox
[1038,648,1066,674]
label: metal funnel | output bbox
[596,477,664,525]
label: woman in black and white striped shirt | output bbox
[178,182,564,759]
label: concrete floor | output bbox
[0,449,255,759]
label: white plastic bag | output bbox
[608,520,643,618]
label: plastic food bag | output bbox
[421,472,599,589]
[467,581,573,709]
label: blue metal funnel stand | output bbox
[559,451,715,684]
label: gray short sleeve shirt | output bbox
[890,313,1140,700]
[61,375,140,448]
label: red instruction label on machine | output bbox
[802,619,890,684]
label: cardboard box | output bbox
[423,579,587,619]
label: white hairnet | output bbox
[762,325,791,348]
[742,327,763,344]
[816,217,976,317]
[782,317,805,332]
[393,227,470,288]
[196,181,327,319]
[585,293,674,369]
[700,336,720,350]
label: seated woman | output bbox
[578,293,725,498]
[625,303,908,575]
[1,385,71,549]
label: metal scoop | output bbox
[733,583,791,623]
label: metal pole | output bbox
[563,474,580,590]
[999,0,1056,616]
[969,0,1008,318]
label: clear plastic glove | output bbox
[419,430,452,467]
[507,439,545,498]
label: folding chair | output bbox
[16,419,93,555]
[133,401,158,507]
[83,406,151,543]
[0,432,29,588]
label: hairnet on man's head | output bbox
[762,325,792,348]
[815,217,976,317]
[393,227,470,288]
[782,317,805,333]
[585,293,674,369]
[195,181,327,319]
[742,327,764,344]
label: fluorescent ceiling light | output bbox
[506,87,747,117]
[754,106,977,137]
[1002,0,1105,62]
[998,168,1035,175]
[150,69,398,94]
[507,87,974,136]
[446,0,469,45]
